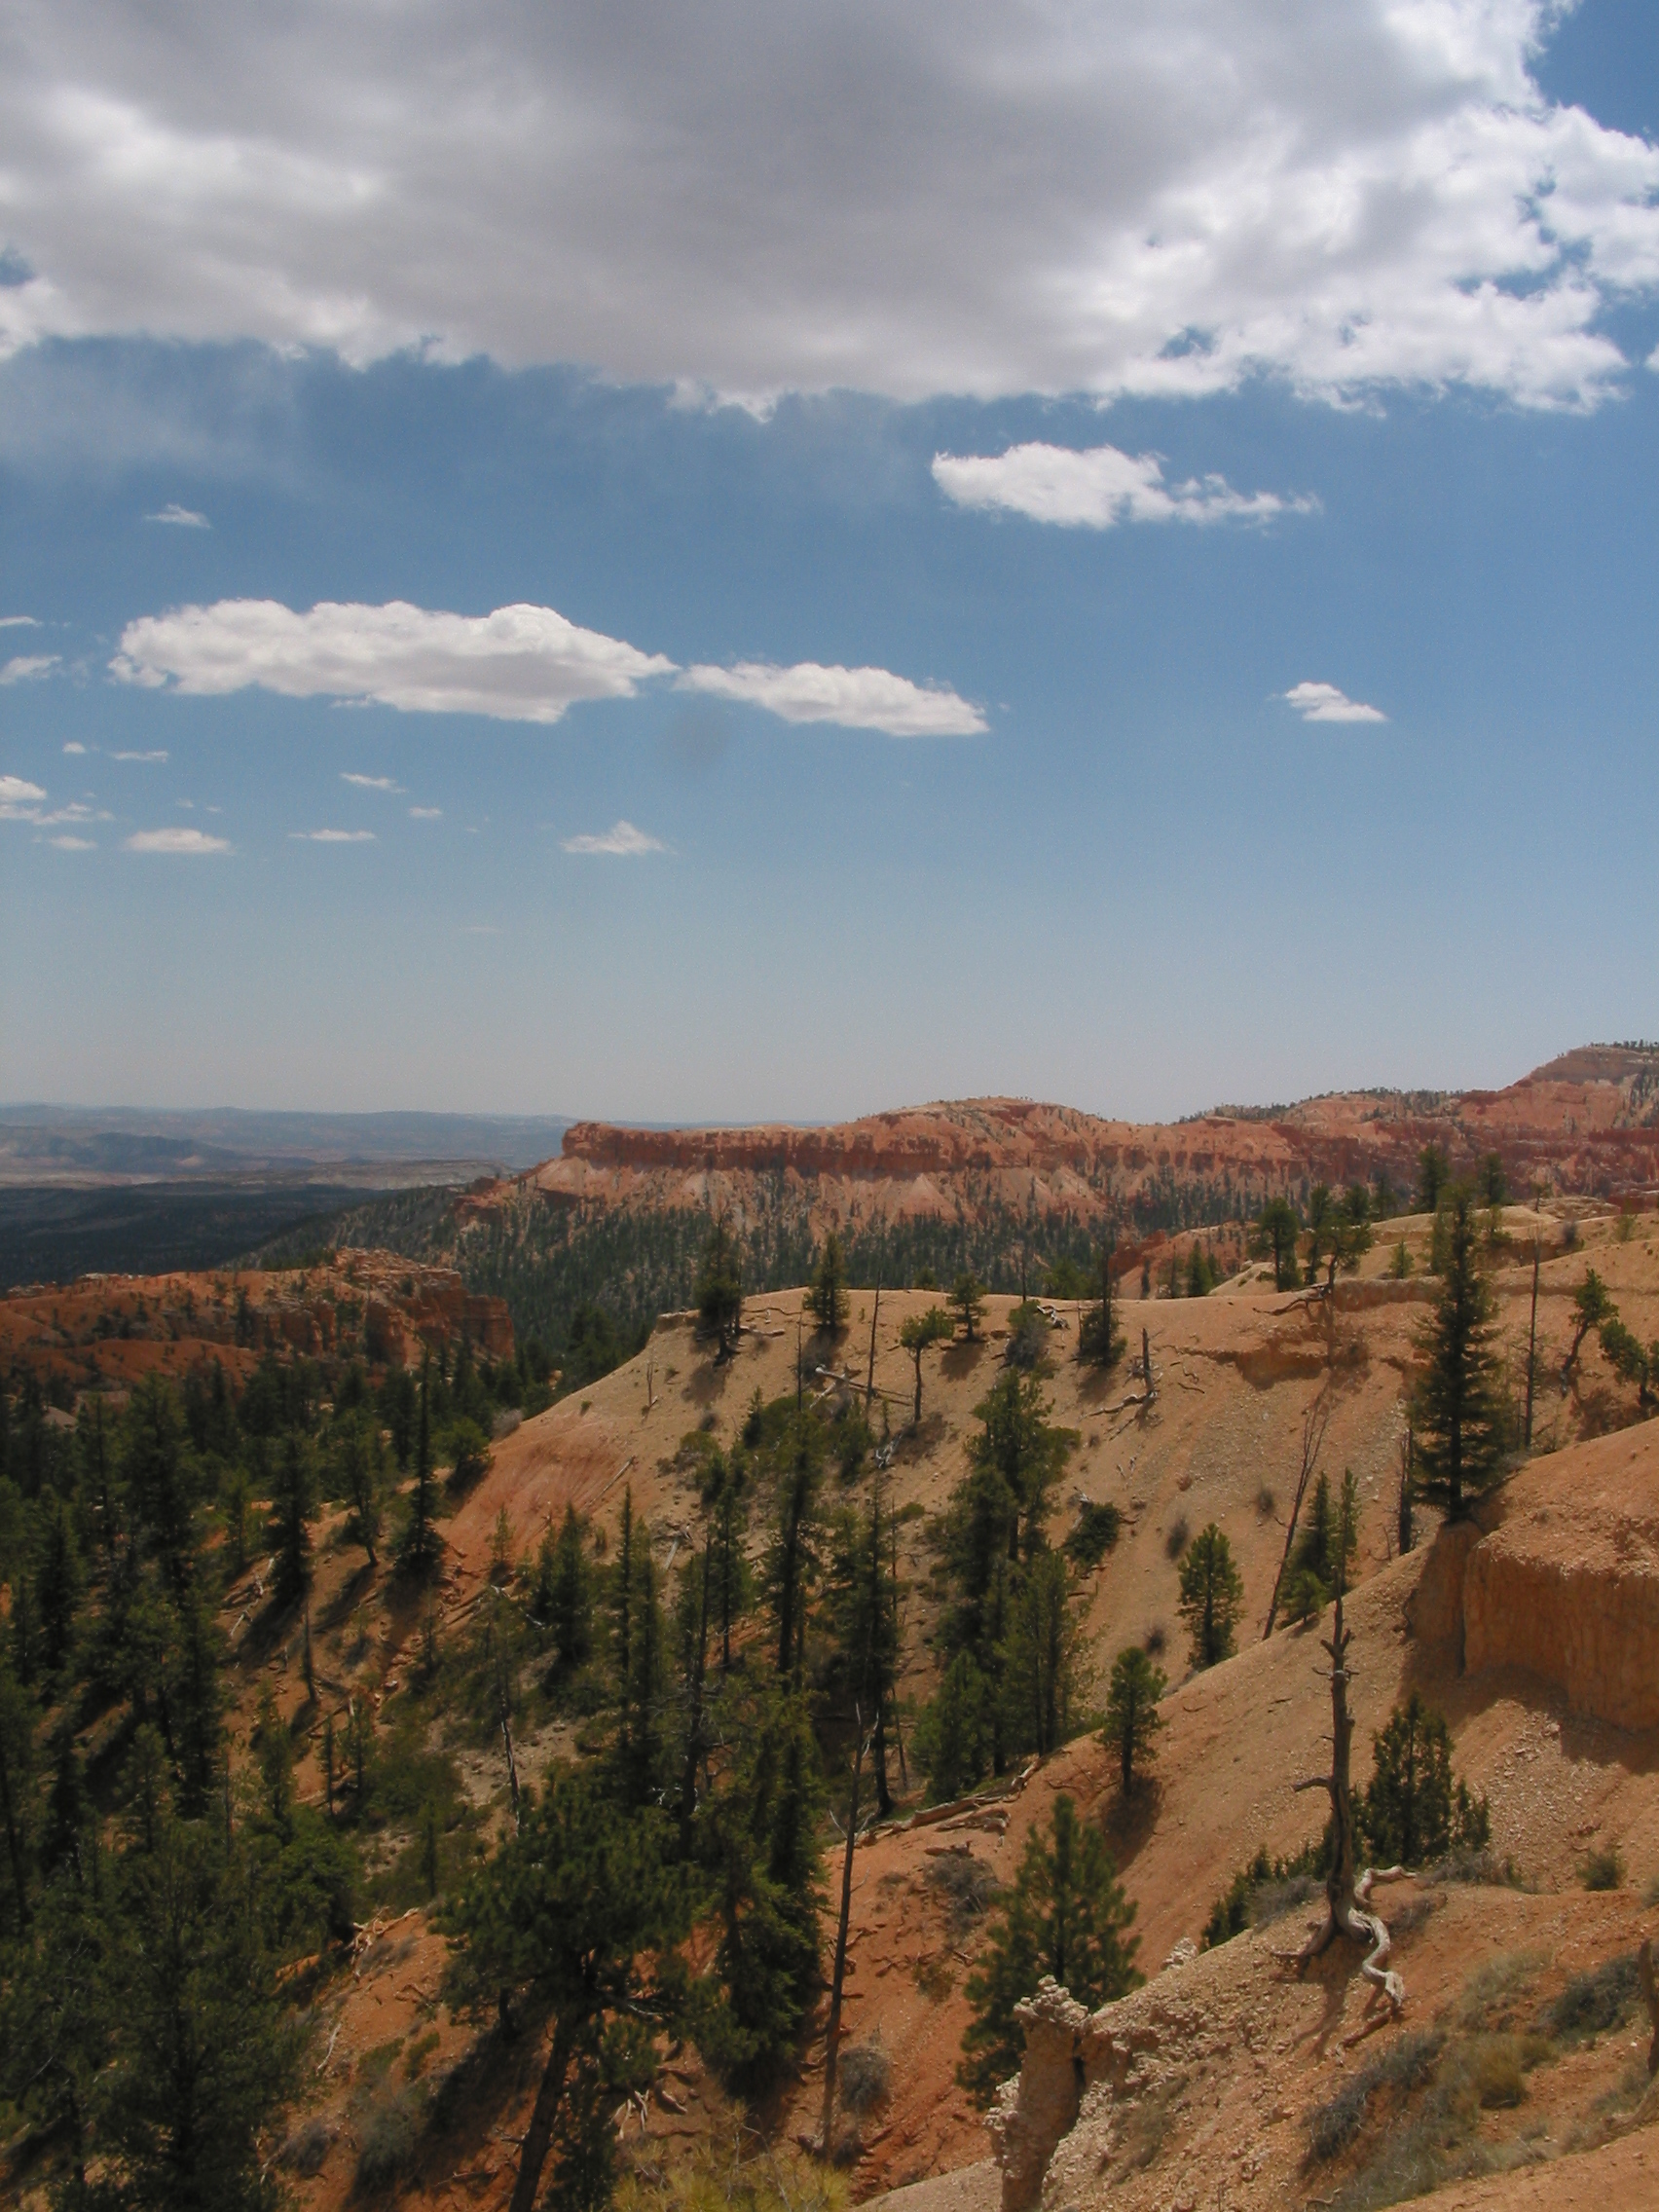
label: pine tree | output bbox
[1177,1525,1243,1669]
[914,1650,991,1803]
[0,1650,35,1933]
[1102,1645,1165,1795]
[34,1492,81,1674]
[830,1486,900,1814]
[339,1415,383,1567]
[1564,1267,1616,1381]
[704,1451,751,1672]
[617,1534,666,1810]
[694,1214,745,1357]
[397,1354,441,1575]
[1417,1143,1451,1214]
[900,1305,954,1424]
[1414,1187,1507,1520]
[765,1418,824,1684]
[1251,1198,1301,1291]
[1005,1549,1084,1759]
[1360,1692,1490,1865]
[697,1690,824,2093]
[447,1775,690,2212]
[951,1272,987,1343]
[270,1432,313,1608]
[543,1505,594,1677]
[959,1794,1140,2103]
[1077,1241,1125,1370]
[806,1234,850,1337]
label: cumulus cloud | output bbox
[1282,681,1386,723]
[341,771,400,790]
[1,652,59,682]
[112,598,674,724]
[62,740,87,753]
[145,501,208,527]
[125,825,231,852]
[680,661,984,737]
[933,441,1309,529]
[290,827,375,841]
[1,5,1657,410]
[0,774,48,816]
[562,819,665,856]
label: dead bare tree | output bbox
[1275,1585,1406,2013]
[866,1272,882,1408]
[1263,1390,1333,1639]
[820,1714,871,2156]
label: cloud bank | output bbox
[1283,681,1386,723]
[2,3,1657,409]
[679,661,984,737]
[125,825,231,853]
[113,599,674,725]
[562,820,665,856]
[933,442,1307,529]
[112,598,982,737]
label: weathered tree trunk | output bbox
[821,1725,866,2156]
[1279,1588,1406,2011]
[1639,1937,1659,2076]
[1141,1328,1155,1402]
[1263,1392,1331,1639]
[509,2020,573,2212]
[866,1273,882,1408]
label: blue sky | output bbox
[3,0,1658,1124]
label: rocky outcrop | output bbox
[469,1051,1659,1248]
[1462,1450,1659,1734]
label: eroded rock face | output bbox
[985,1979,1090,2212]
[1464,1473,1659,1733]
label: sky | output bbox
[3,0,1658,1125]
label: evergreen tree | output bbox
[806,1233,850,1337]
[448,1775,689,2212]
[765,1417,824,1685]
[1479,1152,1508,1207]
[703,1450,751,1673]
[963,1371,1075,1567]
[1565,1266,1616,1381]
[617,1532,667,1810]
[1251,1198,1301,1291]
[542,1504,594,1677]
[270,1431,313,1608]
[95,1814,300,2212]
[697,1689,824,2093]
[1077,1240,1125,1370]
[1283,1467,1359,1621]
[900,1305,954,1424]
[397,1354,441,1574]
[1177,1525,1243,1669]
[338,1415,383,1568]
[959,1794,1140,2102]
[1004,1549,1085,1759]
[1102,1644,1165,1795]
[830,1486,900,1814]
[1360,1692,1491,1865]
[914,1650,991,1803]
[34,1491,81,1675]
[0,1649,35,1932]
[952,1272,987,1343]
[1414,1187,1507,1520]
[693,1215,745,1357]
[1417,1143,1451,1214]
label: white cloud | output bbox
[341,771,401,790]
[0,615,40,628]
[1,6,1657,410]
[680,661,984,737]
[290,827,376,842]
[933,442,1310,529]
[125,825,231,852]
[0,652,59,683]
[112,599,674,724]
[408,805,442,818]
[46,833,94,849]
[0,774,49,816]
[62,740,87,754]
[111,748,168,761]
[1282,681,1386,723]
[562,819,665,856]
[145,502,209,527]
